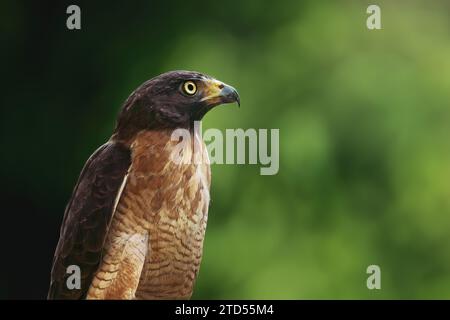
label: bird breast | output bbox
[102,129,210,299]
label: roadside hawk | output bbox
[48,71,240,299]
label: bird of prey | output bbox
[48,71,240,299]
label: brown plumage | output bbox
[48,71,239,299]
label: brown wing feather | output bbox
[48,141,131,299]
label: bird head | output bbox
[114,71,240,140]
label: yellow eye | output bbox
[183,81,197,95]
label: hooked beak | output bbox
[200,78,240,108]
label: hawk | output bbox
[48,71,240,299]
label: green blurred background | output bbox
[1,0,450,299]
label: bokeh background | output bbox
[1,0,450,299]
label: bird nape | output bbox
[48,70,240,300]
